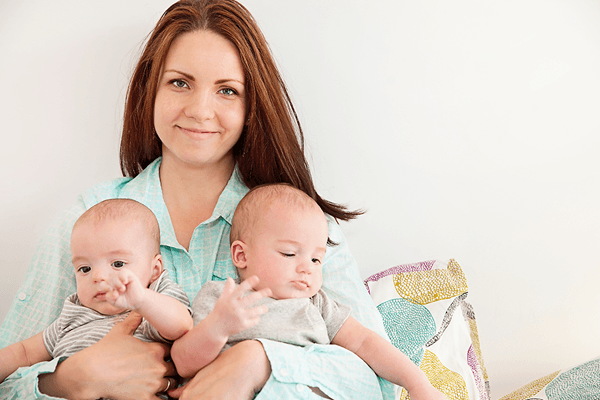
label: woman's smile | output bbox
[178,125,219,138]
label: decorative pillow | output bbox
[498,357,600,400]
[364,259,490,400]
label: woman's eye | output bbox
[219,88,236,96]
[171,79,188,89]
[112,261,125,268]
[78,266,91,274]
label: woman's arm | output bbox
[169,340,271,400]
[38,312,175,400]
[0,333,51,382]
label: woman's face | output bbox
[154,29,246,171]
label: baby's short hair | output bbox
[74,199,161,253]
[230,184,322,244]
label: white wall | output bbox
[1,1,599,398]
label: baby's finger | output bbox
[248,304,268,317]
[105,290,119,303]
[221,277,237,296]
[98,281,112,292]
[241,288,271,306]
[245,315,264,329]
[235,275,260,296]
[116,270,132,286]
[109,277,126,293]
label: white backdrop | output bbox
[1,1,599,398]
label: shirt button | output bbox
[296,384,304,392]
[18,293,27,301]
[279,368,288,377]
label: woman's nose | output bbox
[184,91,215,121]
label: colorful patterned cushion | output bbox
[364,259,490,400]
[498,357,600,400]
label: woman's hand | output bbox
[169,340,271,400]
[38,312,177,400]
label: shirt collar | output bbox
[119,157,249,250]
[211,166,249,225]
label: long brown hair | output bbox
[120,0,362,221]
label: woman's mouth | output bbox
[179,126,218,137]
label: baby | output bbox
[172,184,447,400]
[0,199,192,383]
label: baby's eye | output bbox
[112,261,126,268]
[219,87,237,96]
[280,252,295,258]
[312,258,322,264]
[78,266,91,274]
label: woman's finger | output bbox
[168,382,185,398]
[106,311,143,336]
[158,377,178,394]
[146,340,171,361]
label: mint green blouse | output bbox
[0,157,394,399]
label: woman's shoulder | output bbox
[78,176,133,209]
[78,158,162,209]
[325,216,348,244]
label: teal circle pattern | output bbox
[546,358,600,400]
[376,298,436,366]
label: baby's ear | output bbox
[150,254,163,282]
[231,240,247,269]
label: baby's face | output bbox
[239,204,329,300]
[71,217,159,315]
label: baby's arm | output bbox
[106,269,193,341]
[0,332,52,382]
[333,317,447,400]
[171,276,271,378]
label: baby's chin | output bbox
[271,288,319,300]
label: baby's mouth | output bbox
[94,292,107,301]
[292,281,308,290]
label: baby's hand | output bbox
[211,276,272,339]
[105,269,146,311]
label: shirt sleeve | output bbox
[255,219,395,400]
[312,290,351,342]
[0,358,65,400]
[0,200,85,399]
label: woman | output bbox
[0,1,393,399]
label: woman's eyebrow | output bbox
[164,70,244,86]
[215,78,244,85]
[164,69,195,81]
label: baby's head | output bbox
[71,199,162,315]
[230,184,329,299]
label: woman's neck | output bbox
[159,156,235,250]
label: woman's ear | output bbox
[231,240,247,269]
[149,254,163,283]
